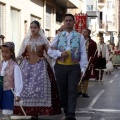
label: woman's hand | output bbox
[15,96,21,102]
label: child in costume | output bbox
[0,42,23,120]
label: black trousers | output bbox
[95,57,106,69]
[54,63,81,117]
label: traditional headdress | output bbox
[2,42,15,52]
[17,21,48,59]
[2,42,16,61]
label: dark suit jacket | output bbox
[87,38,97,64]
[83,38,97,80]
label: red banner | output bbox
[75,13,88,33]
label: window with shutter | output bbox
[46,4,51,29]
[0,3,5,37]
[10,7,20,54]
[31,15,41,23]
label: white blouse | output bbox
[1,61,23,96]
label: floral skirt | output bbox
[14,59,61,116]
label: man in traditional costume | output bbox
[48,14,88,120]
[78,28,97,98]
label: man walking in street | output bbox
[48,14,88,120]
[78,28,97,98]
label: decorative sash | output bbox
[0,76,3,88]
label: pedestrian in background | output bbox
[0,35,5,45]
[95,36,109,81]
[78,28,97,98]
[104,48,114,74]
[57,25,65,34]
[0,42,23,120]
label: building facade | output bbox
[106,0,117,45]
[67,0,86,14]
[86,0,118,44]
[86,0,99,42]
[0,0,79,54]
[116,0,120,42]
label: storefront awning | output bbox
[56,0,79,8]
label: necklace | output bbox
[31,39,37,51]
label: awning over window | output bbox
[56,0,79,8]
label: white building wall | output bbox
[0,0,81,54]
[86,0,97,11]
[0,0,44,54]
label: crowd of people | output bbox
[0,13,118,120]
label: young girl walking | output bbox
[0,42,23,120]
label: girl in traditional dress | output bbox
[14,20,61,120]
[0,42,23,120]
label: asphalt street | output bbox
[4,67,120,120]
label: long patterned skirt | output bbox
[14,59,61,116]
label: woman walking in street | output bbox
[14,20,61,120]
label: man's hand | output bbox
[90,63,94,68]
[61,51,68,58]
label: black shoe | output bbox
[63,117,67,120]
[95,78,99,81]
[82,93,89,98]
[61,116,67,120]
[77,92,82,97]
[66,115,76,120]
[100,77,103,81]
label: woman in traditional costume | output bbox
[14,20,61,120]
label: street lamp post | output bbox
[117,32,120,48]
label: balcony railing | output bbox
[98,0,105,8]
[87,11,99,17]
[98,0,105,3]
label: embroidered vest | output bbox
[57,31,81,63]
[0,59,17,91]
